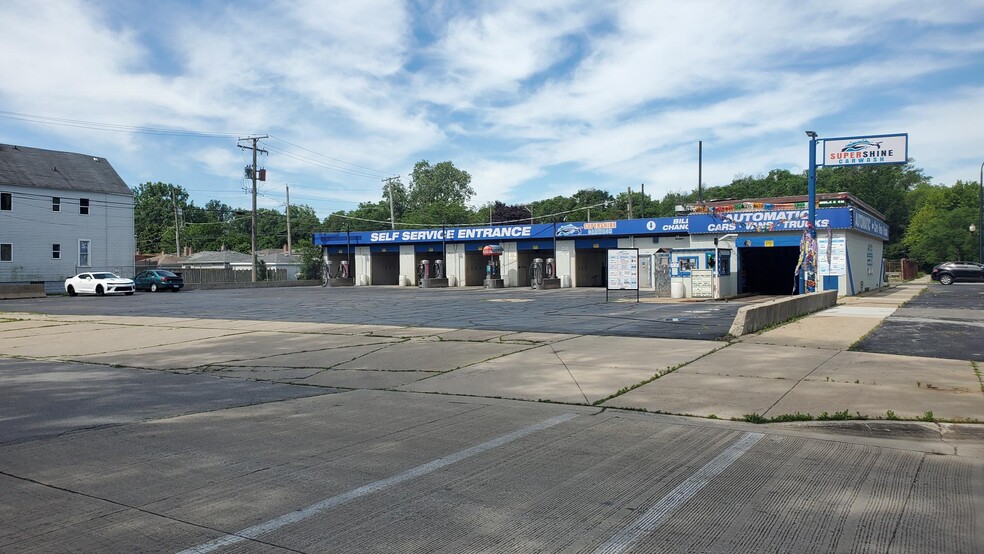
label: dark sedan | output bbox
[134,269,185,292]
[930,261,984,285]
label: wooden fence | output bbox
[157,267,288,284]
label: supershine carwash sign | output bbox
[822,133,908,166]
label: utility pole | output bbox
[640,183,646,219]
[285,185,292,255]
[238,135,268,282]
[171,188,181,256]
[627,186,633,219]
[382,176,398,229]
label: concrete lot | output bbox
[1,283,983,552]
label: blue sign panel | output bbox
[687,208,852,234]
[311,208,879,245]
[853,209,890,240]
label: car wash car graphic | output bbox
[556,224,582,236]
[841,140,883,152]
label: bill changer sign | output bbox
[822,133,908,166]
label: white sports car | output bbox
[65,272,135,296]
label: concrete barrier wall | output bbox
[0,283,46,299]
[728,291,837,337]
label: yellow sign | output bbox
[765,240,774,247]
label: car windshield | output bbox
[92,273,120,279]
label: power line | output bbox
[0,110,240,138]
[268,135,392,177]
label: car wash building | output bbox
[312,192,888,298]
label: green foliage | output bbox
[817,410,852,421]
[918,410,935,422]
[133,181,189,254]
[902,181,981,269]
[768,412,814,423]
[133,157,969,273]
[409,160,474,217]
[742,413,769,424]
[295,239,324,281]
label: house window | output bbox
[0,243,11,262]
[1,192,11,211]
[52,244,61,259]
[79,198,90,215]
[52,197,61,212]
[78,240,90,267]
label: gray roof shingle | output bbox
[0,144,132,196]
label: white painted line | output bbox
[593,431,764,554]
[177,412,579,554]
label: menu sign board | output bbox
[607,249,639,290]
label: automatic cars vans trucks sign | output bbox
[822,133,908,166]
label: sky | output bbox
[1,1,983,221]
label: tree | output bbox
[817,163,929,256]
[902,181,980,268]
[133,182,189,254]
[407,160,475,224]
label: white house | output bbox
[0,144,135,292]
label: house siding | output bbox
[0,183,135,288]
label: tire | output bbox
[939,273,954,285]
[96,285,105,296]
[151,283,158,292]
[125,292,134,296]
[67,285,77,297]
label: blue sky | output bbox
[2,1,983,220]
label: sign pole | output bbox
[804,132,819,294]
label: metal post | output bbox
[808,135,817,236]
[803,132,819,294]
[285,185,292,255]
[713,237,720,300]
[979,161,983,263]
[346,223,351,283]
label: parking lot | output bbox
[853,282,984,361]
[2,283,983,553]
[0,286,745,340]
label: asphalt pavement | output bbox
[853,282,984,361]
[1,281,983,552]
[0,286,743,339]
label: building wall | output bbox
[845,231,884,294]
[445,243,465,286]
[502,242,520,287]
[0,184,134,287]
[355,247,372,285]
[555,240,575,287]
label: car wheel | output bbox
[67,285,77,297]
[939,274,954,285]
[151,283,158,292]
[96,285,105,296]
[125,292,134,296]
